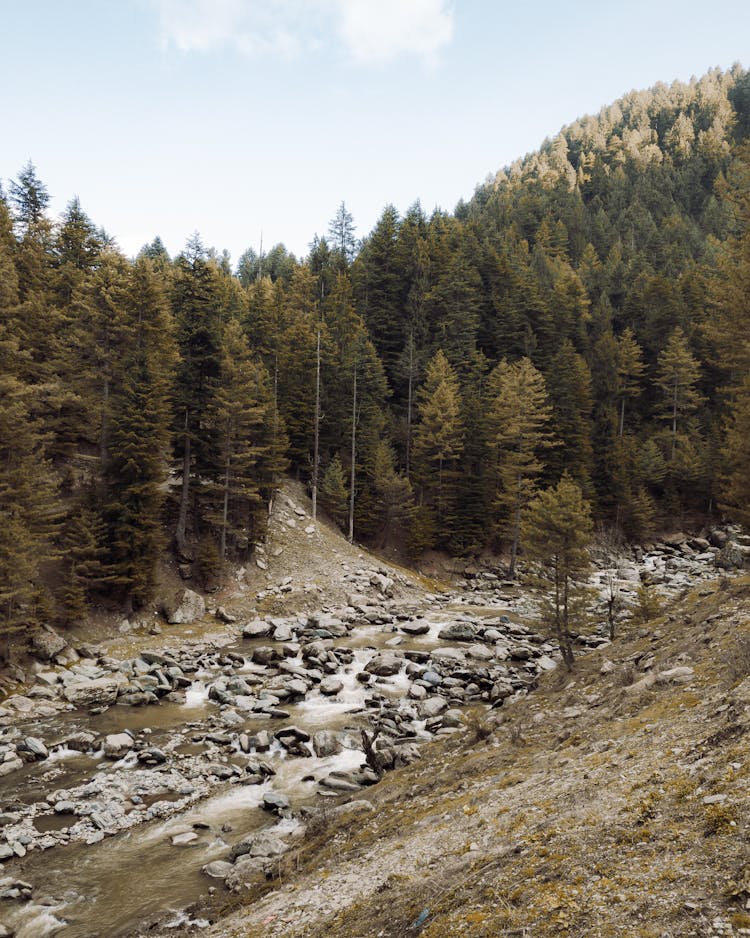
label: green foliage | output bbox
[320,457,348,529]
[522,475,594,667]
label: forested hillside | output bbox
[2,65,750,645]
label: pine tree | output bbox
[545,340,593,492]
[720,373,750,526]
[411,350,464,546]
[654,327,704,460]
[522,475,594,668]
[320,456,349,529]
[204,319,268,561]
[616,327,645,436]
[106,258,176,608]
[487,357,553,576]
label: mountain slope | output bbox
[182,575,750,938]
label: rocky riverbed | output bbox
[0,522,745,938]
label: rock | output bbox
[319,677,344,696]
[229,831,288,861]
[312,730,343,757]
[262,792,290,814]
[64,677,120,709]
[716,542,746,570]
[18,737,48,760]
[399,621,430,636]
[600,659,615,675]
[203,860,234,879]
[408,683,427,700]
[370,573,394,596]
[275,726,311,744]
[224,855,268,890]
[215,606,237,624]
[252,646,282,665]
[31,629,68,661]
[420,696,448,718]
[466,643,494,661]
[657,666,694,684]
[171,830,198,846]
[441,709,464,728]
[160,589,206,625]
[438,623,476,642]
[421,670,442,686]
[365,653,403,677]
[103,732,135,758]
[624,673,657,695]
[319,773,361,792]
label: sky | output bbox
[2,0,749,263]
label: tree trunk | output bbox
[312,324,321,522]
[348,360,357,543]
[176,409,191,557]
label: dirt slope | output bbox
[179,574,750,938]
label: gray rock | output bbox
[252,646,282,665]
[0,757,23,777]
[312,730,342,757]
[242,619,273,639]
[399,621,430,636]
[31,629,68,661]
[229,830,288,861]
[64,677,120,709]
[224,855,268,890]
[103,732,134,758]
[203,860,234,880]
[161,589,206,625]
[408,683,427,700]
[19,737,48,760]
[319,677,344,696]
[438,623,476,642]
[420,696,447,718]
[171,830,198,846]
[365,653,403,677]
[262,792,290,814]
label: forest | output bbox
[2,64,750,642]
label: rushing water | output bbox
[0,605,510,937]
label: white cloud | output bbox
[334,0,454,66]
[148,0,454,65]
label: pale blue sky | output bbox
[2,1,748,262]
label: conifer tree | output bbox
[411,350,464,545]
[522,475,594,668]
[654,327,704,460]
[205,319,268,561]
[106,258,176,608]
[720,373,750,525]
[487,357,553,576]
[545,341,593,492]
[616,327,645,436]
[320,456,349,529]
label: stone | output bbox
[441,709,464,728]
[275,725,311,744]
[19,737,48,760]
[319,773,361,792]
[312,731,342,758]
[31,628,68,661]
[203,860,233,880]
[103,732,135,758]
[438,623,476,642]
[420,696,448,718]
[657,666,694,684]
[319,677,344,696]
[224,855,268,890]
[716,543,746,571]
[408,683,427,700]
[252,646,282,665]
[536,655,557,671]
[399,621,430,636]
[365,653,403,677]
[600,659,615,675]
[64,677,120,709]
[160,589,206,625]
[466,643,494,661]
[229,831,288,861]
[262,792,290,814]
[171,830,199,846]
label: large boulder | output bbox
[229,831,288,862]
[312,730,342,757]
[365,653,403,677]
[160,589,205,625]
[438,623,476,642]
[31,629,67,662]
[64,677,120,709]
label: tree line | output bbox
[1,64,750,644]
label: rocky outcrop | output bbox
[160,589,206,625]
